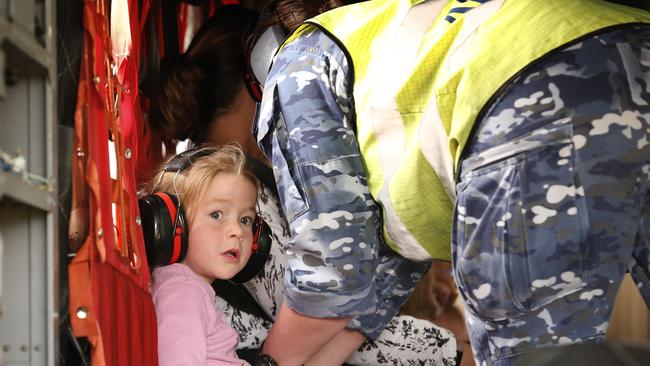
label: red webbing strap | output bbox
[68,2,112,365]
[111,0,158,362]
[68,0,158,365]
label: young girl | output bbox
[145,145,258,366]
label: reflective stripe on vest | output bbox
[368,0,449,260]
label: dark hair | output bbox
[152,5,259,143]
[246,0,359,53]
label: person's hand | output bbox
[428,261,458,317]
[401,261,458,320]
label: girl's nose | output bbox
[228,219,244,238]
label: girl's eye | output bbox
[241,216,253,226]
[210,211,223,220]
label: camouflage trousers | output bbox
[453,26,650,366]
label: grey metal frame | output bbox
[0,0,57,365]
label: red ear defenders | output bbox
[138,147,272,284]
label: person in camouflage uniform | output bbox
[255,1,650,365]
[255,13,460,366]
[455,24,650,365]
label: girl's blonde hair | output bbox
[143,145,258,223]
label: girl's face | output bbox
[183,173,257,283]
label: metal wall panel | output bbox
[0,0,56,365]
[0,203,32,364]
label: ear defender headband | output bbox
[138,147,273,284]
[244,25,287,102]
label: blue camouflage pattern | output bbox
[254,25,431,339]
[234,166,460,364]
[454,24,650,365]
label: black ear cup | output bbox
[138,192,189,268]
[230,215,272,284]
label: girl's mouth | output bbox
[222,248,240,261]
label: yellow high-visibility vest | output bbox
[284,0,650,261]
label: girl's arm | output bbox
[155,280,209,365]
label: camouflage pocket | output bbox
[454,122,589,320]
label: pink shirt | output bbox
[152,263,249,366]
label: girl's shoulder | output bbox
[152,263,213,299]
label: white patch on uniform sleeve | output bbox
[295,211,354,235]
[542,83,564,117]
[560,271,581,285]
[290,71,318,92]
[638,135,648,150]
[594,321,609,333]
[329,237,353,250]
[472,283,492,299]
[514,91,544,108]
[532,276,557,288]
[546,185,576,204]
[579,289,604,301]
[491,336,532,348]
[590,110,643,136]
[531,205,557,224]
[538,308,554,330]
[572,135,587,150]
[311,64,324,74]
[558,145,572,158]
[497,212,512,227]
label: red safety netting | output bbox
[67,0,161,364]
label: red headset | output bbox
[138,147,272,284]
